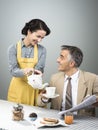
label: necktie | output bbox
[65,77,72,110]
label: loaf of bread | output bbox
[40,117,59,124]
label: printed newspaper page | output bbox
[58,95,97,116]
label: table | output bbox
[0,100,98,130]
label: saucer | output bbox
[42,94,59,98]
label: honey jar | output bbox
[13,104,24,121]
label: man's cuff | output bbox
[41,97,49,103]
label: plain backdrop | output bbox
[0,0,98,102]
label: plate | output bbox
[43,120,66,127]
[42,94,59,98]
[39,119,68,128]
[31,117,68,128]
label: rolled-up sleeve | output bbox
[7,44,24,77]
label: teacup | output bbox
[46,87,56,97]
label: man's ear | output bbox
[70,60,75,67]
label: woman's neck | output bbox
[23,37,33,47]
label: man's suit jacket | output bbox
[50,70,98,116]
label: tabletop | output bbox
[0,100,98,130]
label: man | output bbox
[38,45,98,116]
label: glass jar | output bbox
[64,112,73,124]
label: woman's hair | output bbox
[21,19,51,36]
[61,45,83,67]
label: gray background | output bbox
[0,0,98,105]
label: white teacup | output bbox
[46,87,56,97]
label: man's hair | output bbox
[61,45,83,67]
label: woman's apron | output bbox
[7,41,39,106]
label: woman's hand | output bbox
[23,68,42,76]
[34,69,42,75]
[23,68,34,76]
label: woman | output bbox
[7,19,51,105]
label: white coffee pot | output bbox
[27,73,49,89]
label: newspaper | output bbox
[58,95,97,116]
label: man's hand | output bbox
[39,89,49,103]
[92,98,98,107]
